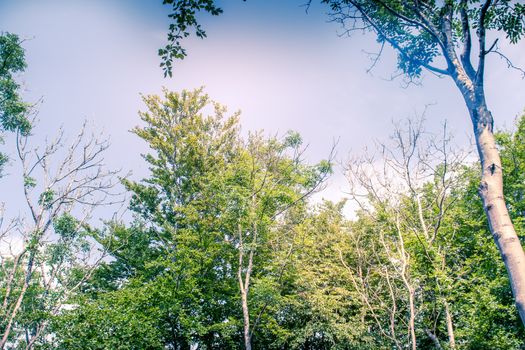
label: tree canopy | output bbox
[0,33,30,173]
[2,2,525,348]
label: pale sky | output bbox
[1,0,524,220]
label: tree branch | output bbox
[459,0,476,79]
[341,0,450,76]
[476,0,493,86]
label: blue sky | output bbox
[1,0,524,217]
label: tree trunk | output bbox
[458,83,525,325]
[237,223,254,350]
[395,215,417,350]
[408,287,417,350]
[476,119,525,324]
[0,251,35,349]
[241,288,252,350]
[444,300,455,349]
[425,329,443,350]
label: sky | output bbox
[0,0,524,221]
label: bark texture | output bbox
[455,75,525,325]
[475,114,525,324]
[238,223,254,350]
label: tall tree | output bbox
[53,88,330,349]
[229,131,330,350]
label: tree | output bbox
[0,33,31,174]
[345,119,476,348]
[53,88,330,349]
[0,120,121,349]
[230,131,330,350]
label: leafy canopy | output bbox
[0,33,30,134]
[319,0,525,81]
[0,32,31,174]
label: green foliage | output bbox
[489,2,525,44]
[0,32,30,134]
[281,201,371,349]
[495,114,525,235]
[0,217,95,349]
[0,32,31,175]
[24,175,37,188]
[53,214,80,240]
[267,115,525,349]
[320,0,525,79]
[38,189,55,209]
[52,88,330,349]
[48,94,525,349]
[159,1,224,77]
[51,287,166,349]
